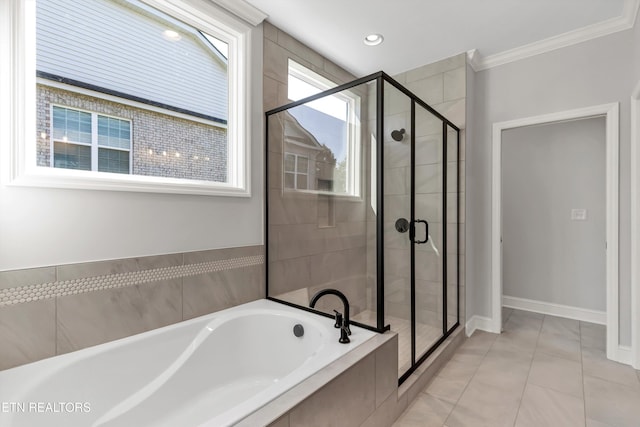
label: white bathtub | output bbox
[0,299,376,426]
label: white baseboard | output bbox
[465,315,496,337]
[502,295,606,324]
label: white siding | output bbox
[36,0,228,121]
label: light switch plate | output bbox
[571,209,587,221]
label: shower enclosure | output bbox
[265,72,460,383]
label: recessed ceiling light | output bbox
[162,29,182,42]
[364,34,383,46]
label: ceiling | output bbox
[244,0,632,76]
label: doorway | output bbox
[631,82,640,369]
[491,104,620,362]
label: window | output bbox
[286,60,361,197]
[284,153,308,189]
[1,0,256,196]
[36,0,229,183]
[51,106,131,174]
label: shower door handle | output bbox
[413,219,429,244]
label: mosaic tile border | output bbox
[0,255,264,307]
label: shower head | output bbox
[391,128,405,141]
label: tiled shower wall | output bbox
[0,245,264,370]
[264,22,374,317]
[377,54,467,328]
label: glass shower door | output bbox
[384,82,459,383]
[383,86,451,379]
[383,83,413,376]
[413,105,445,362]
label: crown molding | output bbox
[466,49,481,71]
[210,0,267,26]
[469,0,639,71]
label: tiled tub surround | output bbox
[0,245,264,370]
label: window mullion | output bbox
[293,153,298,189]
[91,113,98,171]
[129,121,133,174]
[49,104,54,167]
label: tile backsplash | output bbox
[0,245,264,370]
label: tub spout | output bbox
[309,289,351,344]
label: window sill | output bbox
[8,167,251,197]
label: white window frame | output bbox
[1,0,254,197]
[50,105,133,174]
[287,59,362,198]
[284,152,309,190]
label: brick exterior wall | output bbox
[36,85,228,182]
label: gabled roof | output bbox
[36,0,228,122]
[283,112,325,151]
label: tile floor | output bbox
[393,308,640,427]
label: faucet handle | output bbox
[333,310,343,329]
[343,319,351,336]
[338,321,351,344]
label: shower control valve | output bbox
[395,218,409,233]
